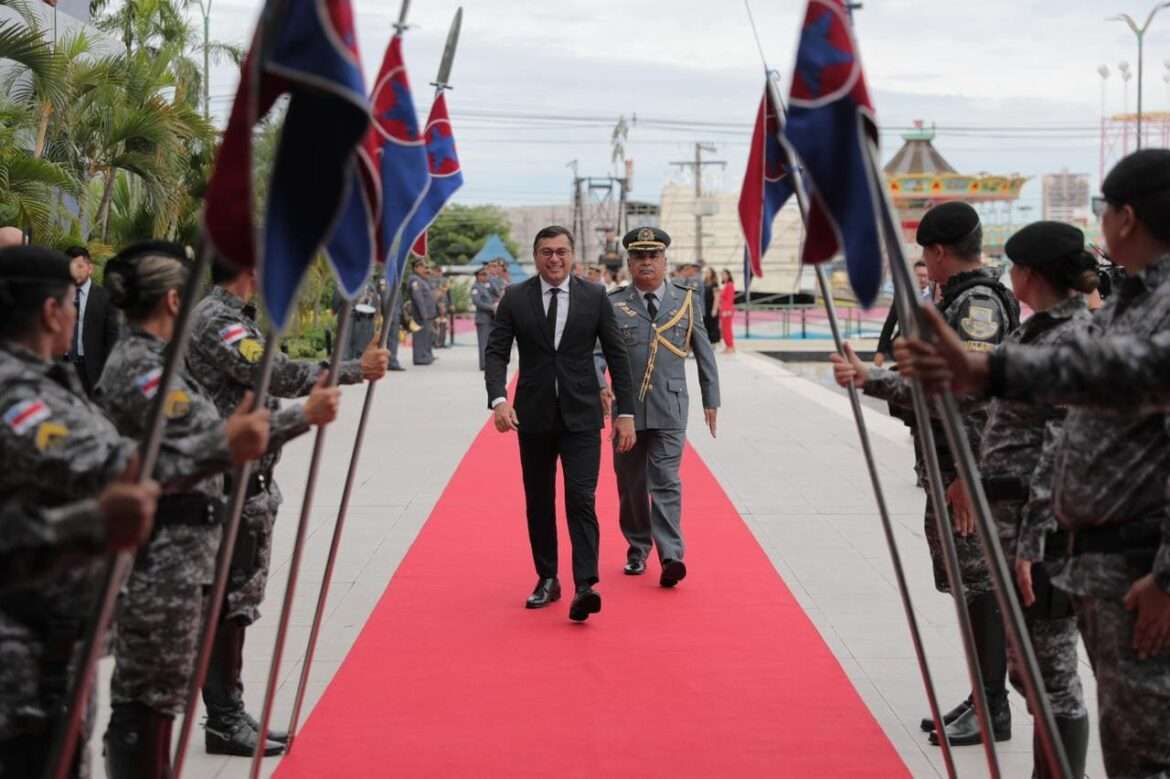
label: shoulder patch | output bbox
[959,303,1001,340]
[219,323,248,347]
[4,399,50,435]
[163,389,191,419]
[136,368,163,399]
[35,421,69,451]
[238,338,264,364]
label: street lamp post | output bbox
[195,0,213,121]
[1120,61,1132,152]
[1108,2,1170,150]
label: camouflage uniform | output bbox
[96,330,309,715]
[0,344,136,778]
[0,497,107,593]
[863,268,1018,598]
[992,256,1170,778]
[186,286,363,625]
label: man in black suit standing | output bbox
[485,225,637,622]
[65,245,120,396]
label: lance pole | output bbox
[759,62,956,778]
[864,131,1069,776]
[44,246,213,779]
[285,4,462,748]
[173,332,282,777]
[248,300,354,777]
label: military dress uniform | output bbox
[0,344,137,778]
[408,269,437,365]
[605,228,720,584]
[95,330,310,769]
[186,285,365,752]
[471,276,495,371]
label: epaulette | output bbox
[608,284,630,295]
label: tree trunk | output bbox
[34,102,52,159]
[97,168,116,241]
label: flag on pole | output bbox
[205,0,371,331]
[738,82,795,280]
[366,34,431,286]
[401,93,463,260]
[781,0,884,307]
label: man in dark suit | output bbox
[66,246,120,396]
[485,225,637,622]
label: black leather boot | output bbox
[104,702,172,779]
[931,593,1011,746]
[202,618,284,756]
[920,696,972,732]
[1034,715,1089,779]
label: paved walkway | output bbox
[86,339,1103,778]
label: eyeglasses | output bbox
[1091,195,1109,218]
[537,248,571,260]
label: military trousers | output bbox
[517,422,601,588]
[224,484,281,626]
[1077,592,1170,778]
[924,481,994,601]
[111,525,218,715]
[475,320,491,370]
[613,428,686,565]
[345,314,375,360]
[412,318,434,365]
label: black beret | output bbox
[1102,149,1170,203]
[916,202,980,247]
[1004,222,1085,268]
[0,245,73,285]
[623,226,671,251]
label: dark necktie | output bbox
[71,286,82,357]
[546,287,560,345]
[644,292,658,319]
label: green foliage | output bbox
[449,278,471,314]
[424,204,519,265]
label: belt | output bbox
[156,493,224,527]
[352,312,374,319]
[223,470,272,499]
[981,476,1029,502]
[1071,521,1160,556]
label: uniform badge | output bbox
[637,227,655,242]
[163,389,191,419]
[959,304,1000,340]
[616,302,638,318]
[238,338,264,364]
[3,399,50,435]
[219,323,248,347]
[35,421,68,452]
[136,368,162,399]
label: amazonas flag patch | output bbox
[219,324,248,347]
[4,399,51,435]
[136,368,163,399]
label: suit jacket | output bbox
[485,275,635,433]
[78,281,120,389]
[604,280,720,431]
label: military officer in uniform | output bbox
[384,277,406,372]
[602,227,719,587]
[0,247,146,778]
[471,264,496,371]
[334,277,380,360]
[408,258,437,365]
[896,149,1170,776]
[186,257,388,757]
[832,202,1019,747]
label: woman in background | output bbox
[719,270,736,353]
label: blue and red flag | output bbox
[781,0,884,308]
[400,93,463,261]
[205,0,371,331]
[738,82,795,280]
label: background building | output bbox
[1041,170,1091,227]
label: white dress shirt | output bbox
[74,278,91,357]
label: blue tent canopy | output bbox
[471,234,528,281]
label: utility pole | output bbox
[671,143,725,264]
[567,159,581,254]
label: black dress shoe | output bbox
[920,697,972,732]
[525,577,561,609]
[243,711,289,744]
[389,363,406,372]
[660,559,687,587]
[568,586,601,622]
[623,559,646,576]
[929,699,1011,746]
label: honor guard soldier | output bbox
[96,244,341,776]
[832,202,1020,747]
[0,247,147,778]
[408,258,437,365]
[471,264,496,371]
[897,149,1170,776]
[186,257,388,757]
[603,227,720,586]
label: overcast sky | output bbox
[199,1,1170,212]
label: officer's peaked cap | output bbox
[623,226,671,251]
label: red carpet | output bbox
[274,420,909,778]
